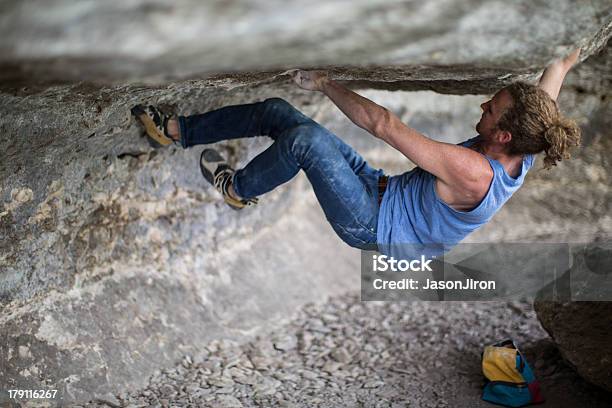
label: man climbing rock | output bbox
[132,49,581,257]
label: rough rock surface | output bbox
[534,300,612,394]
[0,1,611,405]
[85,294,612,408]
[0,0,611,93]
[533,241,612,392]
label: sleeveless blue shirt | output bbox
[376,136,535,259]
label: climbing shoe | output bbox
[131,104,178,147]
[199,148,259,210]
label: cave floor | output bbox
[83,293,610,408]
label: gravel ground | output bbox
[81,293,610,408]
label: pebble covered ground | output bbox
[83,293,610,408]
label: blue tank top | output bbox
[376,136,535,259]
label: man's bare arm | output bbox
[290,69,490,193]
[538,48,581,100]
[372,111,491,193]
[290,70,388,134]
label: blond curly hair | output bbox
[497,82,581,169]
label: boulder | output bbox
[534,243,612,392]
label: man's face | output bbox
[475,88,513,141]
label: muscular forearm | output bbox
[321,79,388,136]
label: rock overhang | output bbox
[0,0,610,91]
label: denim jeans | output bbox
[178,97,385,250]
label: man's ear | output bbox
[495,129,512,145]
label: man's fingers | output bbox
[291,70,302,81]
[562,48,581,68]
[568,48,581,61]
[284,69,319,90]
[293,71,305,84]
[281,69,301,83]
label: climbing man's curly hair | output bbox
[497,82,581,169]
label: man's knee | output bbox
[261,98,319,142]
[284,123,333,161]
[263,97,296,115]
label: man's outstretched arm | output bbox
[290,70,491,194]
[538,48,581,101]
[290,70,389,135]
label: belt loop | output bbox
[378,175,388,205]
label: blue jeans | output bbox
[178,97,385,250]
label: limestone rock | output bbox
[0,0,611,93]
[0,2,610,405]
[534,243,612,392]
[534,301,612,392]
